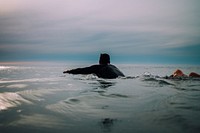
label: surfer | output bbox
[169,69,200,78]
[63,53,125,79]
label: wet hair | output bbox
[99,53,110,65]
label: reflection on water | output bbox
[10,114,68,129]
[100,118,119,132]
[0,92,31,111]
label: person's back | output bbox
[92,64,124,79]
[63,53,125,79]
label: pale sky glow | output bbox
[0,0,200,64]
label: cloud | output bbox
[0,0,200,64]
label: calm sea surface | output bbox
[0,62,200,133]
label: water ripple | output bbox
[0,92,32,111]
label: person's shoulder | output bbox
[88,64,103,70]
[89,64,101,67]
[108,64,118,68]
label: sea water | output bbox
[0,62,200,133]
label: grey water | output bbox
[0,62,200,133]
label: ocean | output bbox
[0,62,200,133]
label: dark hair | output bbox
[99,53,110,65]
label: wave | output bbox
[140,76,174,87]
[100,93,129,98]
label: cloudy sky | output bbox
[0,0,200,64]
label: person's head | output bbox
[99,53,110,65]
[173,69,184,77]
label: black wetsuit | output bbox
[64,64,125,79]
